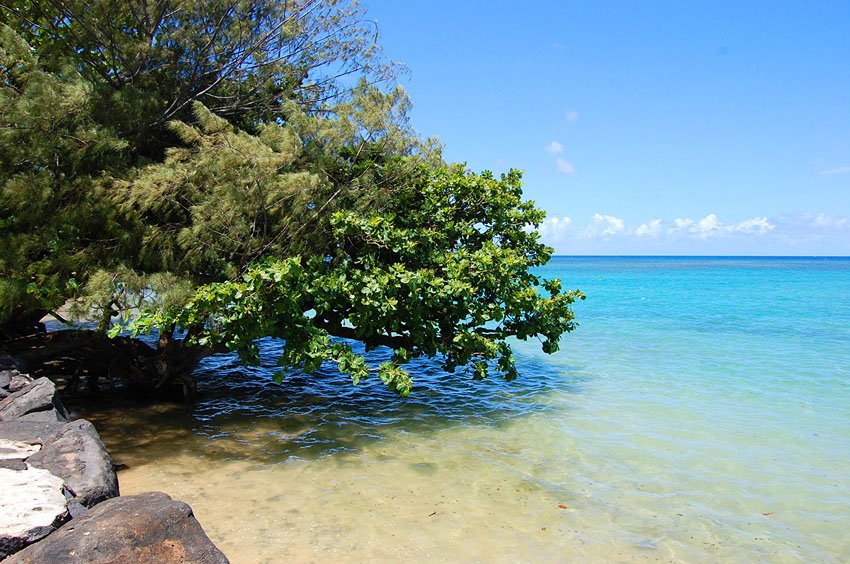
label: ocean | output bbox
[75,256,850,562]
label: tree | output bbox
[0,2,583,398]
[1,0,396,158]
[1,0,399,328]
[0,25,136,335]
[116,115,583,394]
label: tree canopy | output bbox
[0,0,583,397]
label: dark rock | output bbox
[27,419,119,507]
[0,370,12,389]
[65,500,88,519]
[0,459,27,470]
[0,378,69,421]
[7,492,229,564]
[16,409,67,423]
[0,355,22,371]
[0,420,65,444]
[65,488,89,519]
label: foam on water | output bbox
[73,257,850,562]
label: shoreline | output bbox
[0,356,228,562]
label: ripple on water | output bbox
[70,257,850,563]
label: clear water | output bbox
[73,257,850,562]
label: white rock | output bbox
[0,466,68,556]
[0,439,40,460]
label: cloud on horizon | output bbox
[667,213,775,239]
[635,219,663,238]
[534,212,848,254]
[582,213,625,238]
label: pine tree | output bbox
[0,4,583,398]
[0,25,134,333]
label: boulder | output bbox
[7,492,229,564]
[27,419,119,507]
[16,409,67,423]
[0,420,65,444]
[0,466,70,559]
[0,378,68,422]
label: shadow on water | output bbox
[68,337,587,468]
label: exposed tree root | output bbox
[2,330,204,400]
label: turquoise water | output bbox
[531,257,850,560]
[79,256,850,562]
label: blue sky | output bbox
[365,1,850,255]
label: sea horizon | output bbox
[552,254,850,258]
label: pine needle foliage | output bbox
[120,102,321,281]
[0,25,134,324]
[0,3,584,395]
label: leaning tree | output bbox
[0,1,583,398]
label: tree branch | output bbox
[312,318,414,351]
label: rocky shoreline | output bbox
[0,356,228,563]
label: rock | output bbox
[0,370,12,389]
[0,420,65,444]
[8,374,31,393]
[7,492,229,564]
[0,355,21,371]
[0,378,69,421]
[0,466,70,559]
[65,499,88,519]
[0,439,40,460]
[27,419,119,507]
[0,459,27,470]
[16,409,67,423]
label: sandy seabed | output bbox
[112,419,799,564]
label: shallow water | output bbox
[73,257,850,562]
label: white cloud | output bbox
[635,219,662,238]
[813,213,849,229]
[537,216,573,241]
[669,218,693,234]
[695,213,723,239]
[735,217,774,234]
[556,158,575,174]
[582,213,625,239]
[565,110,579,123]
[537,211,848,254]
[747,212,849,253]
[545,141,563,154]
[818,166,850,175]
[668,214,774,239]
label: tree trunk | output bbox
[2,330,208,400]
[0,309,47,340]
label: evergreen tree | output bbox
[0,25,134,333]
[0,3,583,398]
[1,0,395,158]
